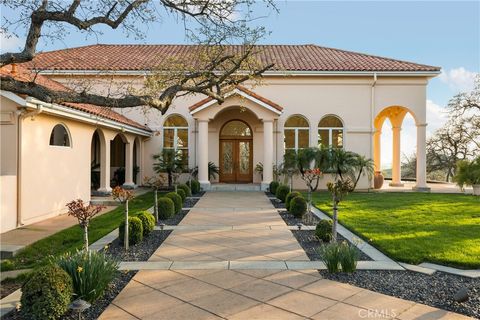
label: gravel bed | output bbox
[269,198,285,209]
[157,209,189,226]
[279,210,320,226]
[320,270,480,318]
[292,230,372,261]
[0,280,22,299]
[184,197,200,208]
[104,230,172,261]
[193,191,206,197]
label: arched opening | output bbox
[374,106,418,188]
[163,114,188,165]
[49,124,71,147]
[284,115,309,153]
[90,129,102,191]
[219,119,253,183]
[318,115,344,148]
[111,133,127,187]
[133,137,140,184]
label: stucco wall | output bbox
[46,74,430,190]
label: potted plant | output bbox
[454,157,480,196]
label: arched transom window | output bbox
[284,115,309,152]
[318,115,344,148]
[49,124,71,147]
[220,120,252,137]
[163,115,188,163]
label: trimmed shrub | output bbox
[290,196,307,218]
[119,217,143,246]
[166,192,182,214]
[158,197,175,219]
[318,242,341,273]
[176,188,186,202]
[177,183,192,197]
[21,264,73,320]
[188,180,201,194]
[275,184,290,202]
[315,220,333,242]
[285,191,301,211]
[339,241,359,273]
[269,181,279,195]
[137,211,155,236]
[55,250,118,303]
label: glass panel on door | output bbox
[238,141,250,175]
[221,141,234,175]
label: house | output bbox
[0,44,440,232]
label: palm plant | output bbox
[352,155,375,189]
[192,161,220,180]
[153,149,185,188]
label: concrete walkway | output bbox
[99,192,471,320]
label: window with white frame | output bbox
[318,115,344,148]
[284,115,309,152]
[163,115,188,164]
[49,124,71,147]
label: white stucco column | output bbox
[123,141,136,189]
[197,119,210,190]
[414,123,430,191]
[373,129,381,172]
[390,126,404,187]
[262,120,274,191]
[98,136,112,195]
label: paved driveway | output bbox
[99,192,471,320]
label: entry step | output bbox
[210,184,261,192]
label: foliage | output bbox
[165,192,183,214]
[315,220,333,242]
[318,242,341,273]
[290,196,307,218]
[112,167,125,187]
[112,186,135,203]
[177,183,192,197]
[285,191,301,211]
[0,192,154,271]
[454,157,480,188]
[21,264,73,320]
[66,199,105,250]
[153,149,185,188]
[119,217,143,246]
[339,241,359,272]
[176,188,186,202]
[269,181,279,194]
[275,184,290,202]
[311,191,480,268]
[192,161,220,180]
[188,179,201,194]
[143,175,167,190]
[55,250,118,303]
[255,162,263,178]
[137,211,155,236]
[158,197,175,220]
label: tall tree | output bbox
[0,0,276,114]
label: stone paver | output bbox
[99,192,472,320]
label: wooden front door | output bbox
[219,139,253,183]
[219,120,253,183]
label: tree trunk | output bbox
[332,198,338,242]
[168,171,173,188]
[154,189,159,222]
[124,200,129,251]
[83,224,89,251]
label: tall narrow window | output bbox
[318,116,344,148]
[163,115,188,163]
[284,115,309,152]
[49,124,71,147]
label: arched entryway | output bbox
[219,120,253,183]
[90,129,103,191]
[111,133,127,187]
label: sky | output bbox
[1,1,479,168]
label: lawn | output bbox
[310,192,480,269]
[2,191,155,271]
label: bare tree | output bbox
[0,0,275,114]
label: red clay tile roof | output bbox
[24,44,440,73]
[0,64,150,131]
[189,85,283,112]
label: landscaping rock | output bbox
[454,287,469,302]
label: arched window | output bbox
[318,115,344,148]
[220,120,252,137]
[49,124,71,147]
[163,114,188,163]
[284,115,309,152]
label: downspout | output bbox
[16,104,43,227]
[370,72,377,189]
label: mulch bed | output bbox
[4,193,203,320]
[321,270,480,319]
[292,230,372,261]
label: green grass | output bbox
[310,192,480,269]
[1,192,155,271]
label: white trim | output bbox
[35,69,441,77]
[189,89,282,115]
[0,91,151,136]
